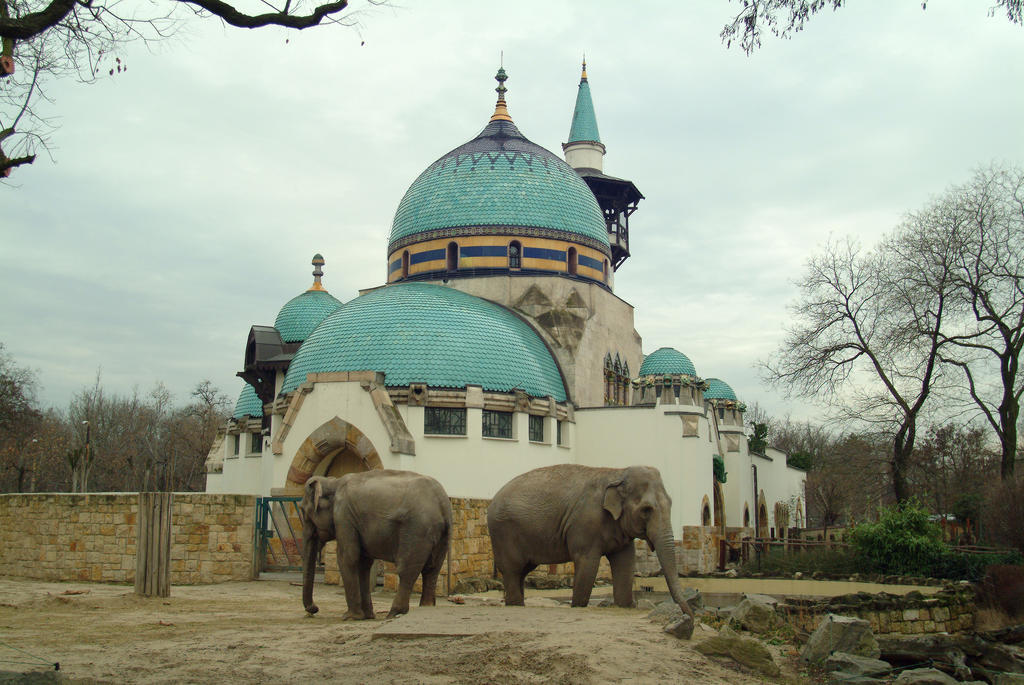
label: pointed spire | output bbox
[567,57,600,144]
[308,253,326,291]
[490,66,513,122]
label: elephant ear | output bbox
[602,481,625,520]
[312,478,323,508]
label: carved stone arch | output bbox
[700,494,711,526]
[712,479,725,529]
[285,416,383,490]
[757,490,770,540]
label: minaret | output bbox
[562,59,644,272]
[562,59,606,173]
[308,253,326,291]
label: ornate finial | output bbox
[490,65,512,122]
[581,55,587,80]
[309,253,326,291]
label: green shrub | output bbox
[741,546,859,576]
[847,500,946,576]
[932,551,1024,582]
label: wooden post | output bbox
[135,492,173,597]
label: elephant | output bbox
[300,470,452,620]
[487,464,695,632]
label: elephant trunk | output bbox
[302,528,322,615]
[653,525,693,620]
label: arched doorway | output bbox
[284,416,383,492]
[700,495,711,526]
[757,491,769,540]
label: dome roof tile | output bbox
[274,289,343,344]
[282,283,567,401]
[638,347,698,377]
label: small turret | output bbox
[562,59,644,272]
[562,60,606,173]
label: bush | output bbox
[741,546,859,577]
[977,564,1024,618]
[847,500,946,576]
[931,550,1023,582]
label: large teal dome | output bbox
[233,383,263,419]
[274,289,343,344]
[704,378,738,401]
[388,117,610,255]
[282,283,567,401]
[638,347,698,377]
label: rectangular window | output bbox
[556,420,563,446]
[424,407,466,436]
[482,410,513,439]
[232,434,240,455]
[251,432,262,454]
[528,415,544,442]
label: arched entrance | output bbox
[757,490,769,540]
[284,417,383,492]
[712,480,725,529]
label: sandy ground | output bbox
[0,577,811,684]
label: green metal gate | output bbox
[254,496,310,574]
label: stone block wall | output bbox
[679,525,753,573]
[0,493,255,584]
[777,587,977,635]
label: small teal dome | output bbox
[233,384,263,419]
[704,378,738,401]
[274,289,343,344]
[282,283,567,401]
[638,347,697,377]
[388,118,610,254]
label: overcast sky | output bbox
[2,1,1022,421]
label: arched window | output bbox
[701,501,711,527]
[743,504,750,528]
[508,241,521,269]
[446,242,459,272]
[402,251,410,279]
[603,259,609,283]
[567,247,578,275]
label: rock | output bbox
[450,577,503,594]
[593,598,613,607]
[524,597,563,608]
[794,571,803,580]
[802,615,880,664]
[664,616,694,640]
[647,594,701,624]
[681,587,704,610]
[725,569,738,578]
[742,593,779,607]
[730,597,779,634]
[526,575,566,590]
[695,625,780,678]
[636,599,656,610]
[824,652,892,677]
[828,675,886,684]
[894,667,959,684]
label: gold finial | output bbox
[490,66,512,122]
[581,55,588,80]
[308,253,326,291]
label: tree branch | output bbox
[179,0,348,29]
[0,0,78,41]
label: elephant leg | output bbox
[607,545,636,608]
[571,555,600,607]
[357,556,376,619]
[337,530,369,620]
[419,562,440,607]
[388,560,420,618]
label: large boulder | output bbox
[695,625,780,678]
[824,652,892,677]
[894,667,959,684]
[730,597,779,634]
[646,591,702,624]
[802,614,880,664]
[663,616,695,640]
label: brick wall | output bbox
[0,493,255,584]
[777,587,977,635]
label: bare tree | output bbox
[930,165,1024,479]
[721,0,1023,55]
[764,233,956,502]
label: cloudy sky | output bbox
[2,1,1022,420]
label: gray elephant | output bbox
[487,464,695,631]
[300,470,452,619]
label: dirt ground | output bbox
[0,577,809,684]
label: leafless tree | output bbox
[929,165,1024,479]
[764,232,957,502]
[720,0,1023,55]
